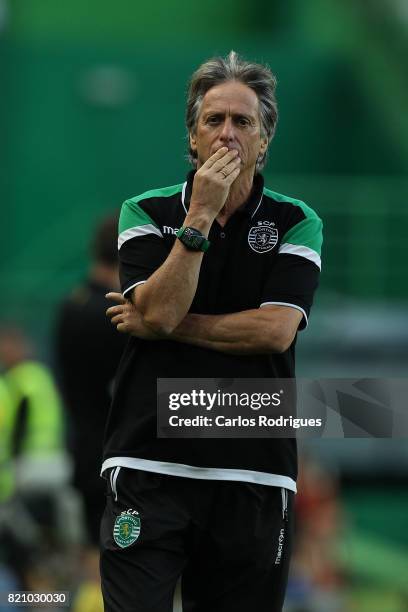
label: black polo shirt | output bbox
[102,171,323,492]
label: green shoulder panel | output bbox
[263,187,323,256]
[119,183,184,234]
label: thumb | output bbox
[105,292,126,305]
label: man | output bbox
[0,327,64,475]
[101,51,322,612]
[0,327,66,575]
[55,215,126,546]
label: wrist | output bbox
[184,208,213,235]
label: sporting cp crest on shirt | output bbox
[113,510,141,548]
[248,221,278,253]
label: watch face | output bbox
[178,227,208,251]
[191,236,203,249]
[184,227,197,240]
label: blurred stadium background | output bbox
[0,0,407,610]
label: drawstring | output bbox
[281,487,288,521]
[111,466,121,501]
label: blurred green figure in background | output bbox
[0,327,65,485]
[0,377,14,503]
[0,327,71,590]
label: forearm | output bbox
[132,148,241,335]
[171,310,294,355]
[107,294,300,352]
[134,211,212,335]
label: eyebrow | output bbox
[202,111,257,121]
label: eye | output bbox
[206,115,221,125]
[237,117,250,127]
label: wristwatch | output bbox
[176,227,210,252]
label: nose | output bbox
[219,118,235,144]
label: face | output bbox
[189,81,268,174]
[0,332,27,368]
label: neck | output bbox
[217,169,255,226]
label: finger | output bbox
[106,292,126,304]
[224,166,241,184]
[203,147,229,169]
[217,157,241,178]
[117,323,128,333]
[106,305,124,317]
[111,314,124,324]
[211,149,239,173]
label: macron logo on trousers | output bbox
[274,528,285,565]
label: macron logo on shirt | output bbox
[162,226,179,235]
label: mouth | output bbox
[213,146,240,155]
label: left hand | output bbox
[106,293,159,340]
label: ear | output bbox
[189,132,197,152]
[259,135,268,155]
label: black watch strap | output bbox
[176,227,210,252]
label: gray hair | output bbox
[186,50,278,172]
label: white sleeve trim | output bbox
[260,301,308,328]
[278,243,321,269]
[181,181,188,214]
[118,224,163,249]
[123,280,146,298]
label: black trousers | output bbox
[100,468,293,612]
